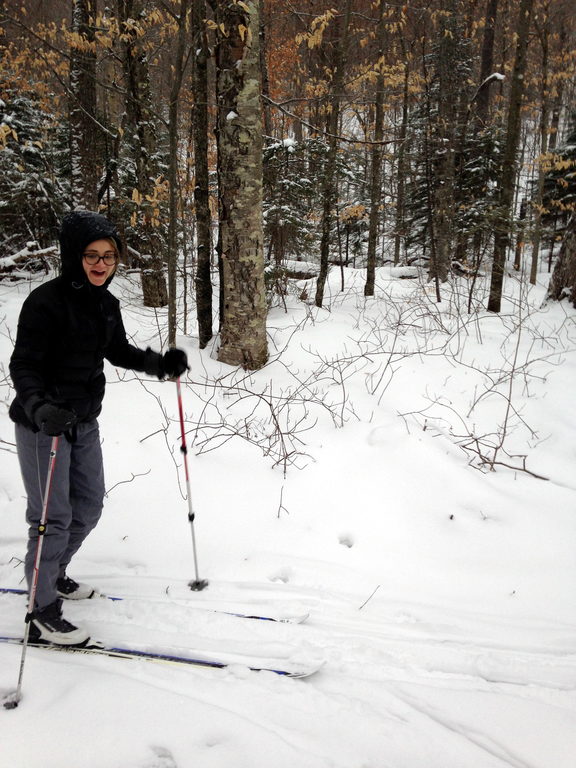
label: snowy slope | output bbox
[1,265,575,768]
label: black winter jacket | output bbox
[9,211,161,431]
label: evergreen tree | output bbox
[263,134,365,268]
[263,137,326,263]
[403,12,476,274]
[453,125,501,265]
[0,84,67,251]
[539,113,576,245]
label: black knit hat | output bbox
[59,210,122,286]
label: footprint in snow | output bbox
[146,746,178,768]
[338,533,355,548]
[269,566,293,583]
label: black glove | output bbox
[33,402,77,436]
[161,348,188,379]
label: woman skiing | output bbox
[9,210,188,646]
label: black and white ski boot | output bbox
[57,574,97,600]
[31,599,90,646]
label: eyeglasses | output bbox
[83,251,119,266]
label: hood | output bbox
[59,210,123,288]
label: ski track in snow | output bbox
[381,686,533,768]
[2,581,575,768]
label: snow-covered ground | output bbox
[1,264,575,768]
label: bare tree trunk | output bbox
[471,0,498,265]
[546,215,576,306]
[70,0,99,209]
[548,82,564,152]
[487,0,534,313]
[476,0,499,126]
[529,8,551,286]
[118,0,168,308]
[315,0,353,308]
[259,0,273,140]
[214,0,268,369]
[192,0,213,349]
[393,60,409,266]
[547,20,568,152]
[167,0,190,347]
[429,4,458,286]
[364,0,386,297]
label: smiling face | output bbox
[81,239,119,286]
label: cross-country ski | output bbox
[0,587,310,625]
[0,635,324,679]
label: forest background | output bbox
[1,0,575,368]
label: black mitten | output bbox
[161,348,189,379]
[33,402,77,436]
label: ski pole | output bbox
[176,377,208,591]
[3,435,60,710]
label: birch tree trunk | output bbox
[214,0,268,370]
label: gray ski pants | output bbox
[15,421,105,610]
